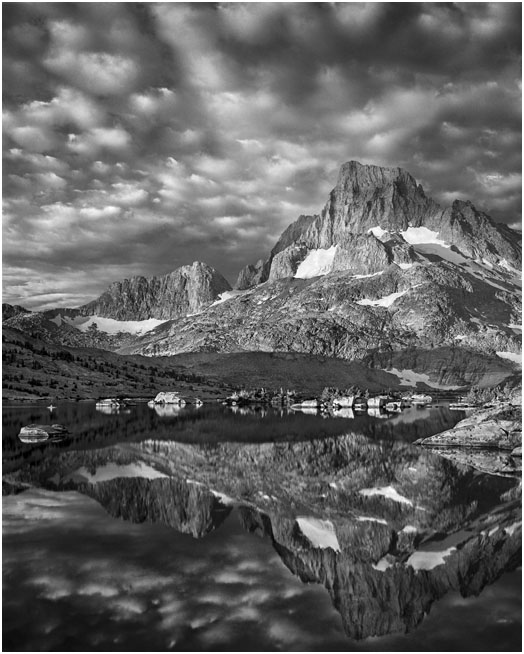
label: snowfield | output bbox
[295,246,338,279]
[407,547,456,571]
[296,517,341,552]
[353,271,384,279]
[372,556,395,571]
[210,489,235,505]
[384,367,462,389]
[359,486,413,506]
[498,259,520,275]
[52,314,167,335]
[401,525,418,534]
[356,516,388,525]
[65,462,169,484]
[357,289,408,308]
[495,351,522,366]
[210,290,244,306]
[504,521,521,536]
[368,225,389,240]
[400,226,449,247]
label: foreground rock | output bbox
[18,423,69,443]
[415,401,522,475]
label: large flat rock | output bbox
[415,402,522,475]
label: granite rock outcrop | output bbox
[416,401,522,475]
[236,161,521,287]
[79,261,231,320]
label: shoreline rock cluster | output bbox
[415,394,522,476]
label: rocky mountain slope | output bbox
[5,161,521,388]
[237,161,521,287]
[79,261,231,320]
[3,310,129,351]
[2,303,30,321]
[114,161,521,381]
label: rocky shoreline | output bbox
[415,395,522,476]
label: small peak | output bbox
[187,261,214,272]
[451,199,478,214]
[452,199,473,208]
[337,160,416,190]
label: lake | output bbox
[3,401,522,651]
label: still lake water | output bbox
[3,401,522,651]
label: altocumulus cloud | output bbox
[2,2,521,310]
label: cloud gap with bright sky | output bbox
[2,2,521,310]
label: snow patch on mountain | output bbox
[65,462,169,484]
[401,226,449,247]
[356,516,388,525]
[210,290,244,306]
[372,556,395,572]
[52,314,167,335]
[294,246,338,279]
[357,289,408,308]
[495,351,521,366]
[401,525,418,534]
[498,259,520,275]
[368,225,388,240]
[407,547,456,571]
[359,486,413,506]
[353,271,384,279]
[384,367,462,389]
[210,489,235,505]
[296,517,341,552]
[504,521,521,536]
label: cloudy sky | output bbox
[3,2,521,310]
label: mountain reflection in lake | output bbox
[2,402,522,651]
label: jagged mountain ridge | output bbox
[118,161,521,372]
[236,161,521,288]
[79,260,231,321]
[120,259,521,369]
[4,161,521,384]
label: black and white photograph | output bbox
[2,2,522,651]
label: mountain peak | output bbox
[339,159,412,180]
[80,262,231,320]
[336,160,419,195]
[235,159,521,289]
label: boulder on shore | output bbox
[415,402,522,475]
[18,423,69,444]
